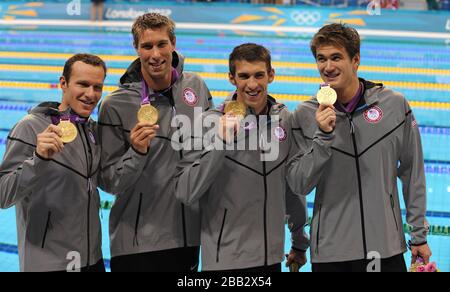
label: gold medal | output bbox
[58,120,77,144]
[317,85,337,106]
[137,104,159,125]
[224,101,247,118]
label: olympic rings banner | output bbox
[0,1,449,34]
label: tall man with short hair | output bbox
[99,13,213,272]
[288,23,431,272]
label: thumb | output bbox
[411,249,418,265]
[318,104,327,112]
[422,252,430,265]
[285,254,292,266]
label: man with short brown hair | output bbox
[174,43,334,272]
[99,13,213,272]
[288,23,431,272]
[0,54,107,272]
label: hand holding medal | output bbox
[138,79,161,125]
[224,101,247,119]
[218,101,246,144]
[138,104,159,125]
[58,119,78,144]
[132,80,161,154]
[317,84,337,106]
[316,84,337,133]
[218,115,240,145]
[36,124,66,160]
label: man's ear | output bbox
[353,54,361,72]
[60,76,67,92]
[268,68,275,84]
[134,39,140,56]
[135,46,140,57]
[229,72,236,86]
[171,36,177,50]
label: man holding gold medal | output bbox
[0,54,107,272]
[287,23,431,272]
[175,43,335,272]
[98,13,213,272]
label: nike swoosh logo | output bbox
[190,263,199,272]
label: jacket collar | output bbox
[30,102,92,125]
[360,77,383,107]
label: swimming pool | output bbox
[0,21,449,272]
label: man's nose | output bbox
[247,77,258,89]
[85,86,95,98]
[150,47,162,60]
[324,60,335,72]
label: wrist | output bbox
[35,150,50,161]
[409,240,428,248]
[132,145,148,156]
[291,246,307,253]
[319,126,334,134]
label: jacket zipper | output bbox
[390,194,399,231]
[181,204,188,247]
[41,211,52,249]
[80,124,93,267]
[133,193,143,246]
[315,204,322,255]
[174,105,188,247]
[87,179,91,267]
[347,114,368,258]
[216,209,228,263]
[259,120,269,267]
[262,160,268,266]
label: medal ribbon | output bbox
[335,82,364,114]
[51,113,88,125]
[342,82,364,113]
[141,68,179,106]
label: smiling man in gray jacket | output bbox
[98,13,213,272]
[0,54,107,272]
[287,23,432,272]
[175,43,336,272]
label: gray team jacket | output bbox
[287,79,428,263]
[175,95,315,271]
[0,102,103,272]
[98,51,213,258]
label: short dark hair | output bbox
[132,13,176,49]
[229,43,272,76]
[310,23,360,60]
[62,54,107,83]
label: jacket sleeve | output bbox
[286,107,335,196]
[98,99,149,195]
[398,99,428,246]
[201,78,215,111]
[286,184,310,252]
[0,121,50,209]
[283,113,310,251]
[174,113,226,206]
